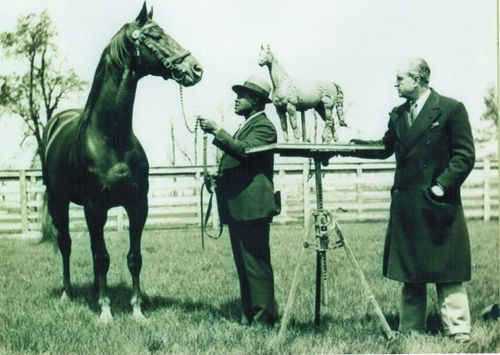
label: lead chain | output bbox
[179,85,199,134]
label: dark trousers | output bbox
[228,218,276,324]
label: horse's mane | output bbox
[77,24,132,130]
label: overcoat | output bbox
[213,112,278,223]
[355,90,475,283]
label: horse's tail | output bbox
[40,190,58,247]
[334,84,347,126]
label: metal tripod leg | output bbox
[332,220,395,340]
[313,210,330,327]
[276,215,314,342]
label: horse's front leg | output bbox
[286,103,302,142]
[84,205,112,323]
[276,106,289,142]
[125,196,148,321]
[47,195,72,301]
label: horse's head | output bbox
[126,3,203,86]
[258,44,273,67]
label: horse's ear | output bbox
[136,2,148,26]
[148,6,154,19]
[266,44,270,50]
[261,44,264,49]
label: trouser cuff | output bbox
[445,325,471,335]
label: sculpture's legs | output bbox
[286,103,302,142]
[276,106,289,142]
[320,97,335,143]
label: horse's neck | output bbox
[268,59,293,90]
[89,66,138,141]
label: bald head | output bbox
[395,58,431,100]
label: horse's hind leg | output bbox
[125,197,148,321]
[48,196,72,300]
[84,205,112,323]
[320,96,337,143]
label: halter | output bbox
[130,26,191,81]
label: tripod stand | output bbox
[246,143,395,341]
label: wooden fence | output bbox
[0,159,497,237]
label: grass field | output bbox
[0,220,498,354]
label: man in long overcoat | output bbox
[350,58,475,342]
[199,75,279,326]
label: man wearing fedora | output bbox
[199,75,279,326]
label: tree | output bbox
[0,11,86,169]
[474,84,498,146]
[481,84,498,127]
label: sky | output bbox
[0,0,498,167]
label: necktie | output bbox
[408,101,418,127]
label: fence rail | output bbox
[0,159,497,237]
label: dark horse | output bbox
[42,3,202,322]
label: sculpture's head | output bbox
[258,44,273,67]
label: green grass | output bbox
[0,221,498,354]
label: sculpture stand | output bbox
[246,143,395,342]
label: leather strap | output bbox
[200,182,223,249]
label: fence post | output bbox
[302,162,310,228]
[19,170,28,234]
[483,158,491,221]
[356,165,363,222]
[116,208,124,232]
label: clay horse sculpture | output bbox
[42,3,202,322]
[258,44,346,143]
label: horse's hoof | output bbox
[60,291,70,302]
[133,308,148,323]
[98,307,113,324]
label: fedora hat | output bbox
[232,75,272,103]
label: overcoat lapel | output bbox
[234,113,263,139]
[390,104,410,141]
[399,90,441,160]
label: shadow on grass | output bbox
[360,311,443,335]
[147,295,248,325]
[49,282,135,315]
[49,283,243,322]
[282,311,442,337]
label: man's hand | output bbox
[350,138,369,145]
[198,117,220,135]
[431,184,445,197]
[204,173,218,193]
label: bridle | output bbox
[130,25,191,81]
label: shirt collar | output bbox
[414,88,431,109]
